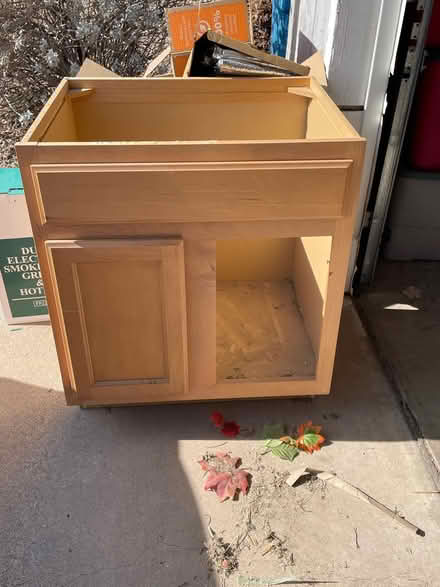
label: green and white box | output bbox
[0,168,48,323]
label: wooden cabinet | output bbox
[17,77,365,406]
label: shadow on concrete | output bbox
[357,260,440,473]
[0,378,215,586]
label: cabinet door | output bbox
[46,239,187,404]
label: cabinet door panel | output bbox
[46,239,187,403]
[76,260,166,382]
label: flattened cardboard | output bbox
[77,58,119,78]
[168,0,250,52]
[302,51,327,87]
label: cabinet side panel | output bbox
[42,98,78,142]
[316,141,366,389]
[16,146,76,403]
[292,236,332,356]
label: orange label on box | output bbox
[168,0,250,52]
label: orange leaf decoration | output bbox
[279,436,292,443]
[296,421,325,453]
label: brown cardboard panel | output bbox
[302,52,327,87]
[168,0,250,52]
[77,58,119,78]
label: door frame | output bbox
[360,0,434,283]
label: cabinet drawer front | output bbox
[32,160,352,225]
[46,239,188,402]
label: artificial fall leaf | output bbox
[210,412,241,437]
[270,443,299,462]
[264,436,299,461]
[264,438,284,448]
[296,421,325,453]
[215,452,240,467]
[204,469,249,501]
[210,411,224,428]
[221,421,240,438]
[280,435,297,446]
[198,452,249,502]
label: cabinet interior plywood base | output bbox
[216,280,316,381]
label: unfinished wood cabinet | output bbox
[17,77,365,406]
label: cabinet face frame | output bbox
[45,239,188,404]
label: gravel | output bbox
[0,0,272,168]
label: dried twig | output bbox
[354,527,360,549]
[206,441,229,449]
[287,468,426,537]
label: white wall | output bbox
[288,0,406,289]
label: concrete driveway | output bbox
[1,300,439,586]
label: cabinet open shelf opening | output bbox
[216,236,332,382]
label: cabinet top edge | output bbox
[66,76,313,90]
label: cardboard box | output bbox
[0,169,48,324]
[168,0,250,53]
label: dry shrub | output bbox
[0,0,161,164]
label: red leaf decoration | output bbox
[198,458,211,472]
[221,421,240,438]
[210,411,224,428]
[296,420,325,453]
[198,453,249,501]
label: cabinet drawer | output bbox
[32,160,352,225]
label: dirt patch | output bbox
[200,447,328,583]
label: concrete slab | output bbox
[0,319,62,391]
[1,300,439,586]
[357,261,440,480]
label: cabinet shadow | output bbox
[0,378,217,586]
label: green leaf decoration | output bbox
[263,423,285,439]
[264,438,284,448]
[270,443,300,462]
